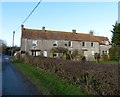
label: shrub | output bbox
[109,46,120,61]
[94,53,100,63]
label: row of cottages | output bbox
[21,25,111,61]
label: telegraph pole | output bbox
[12,31,15,56]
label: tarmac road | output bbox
[2,55,41,96]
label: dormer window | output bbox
[68,41,72,47]
[53,41,58,47]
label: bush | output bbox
[94,53,100,63]
[109,46,120,61]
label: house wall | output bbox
[21,38,100,61]
[21,38,26,52]
[99,45,111,55]
[79,42,99,61]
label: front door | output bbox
[43,51,47,57]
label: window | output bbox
[82,42,85,47]
[91,51,94,55]
[65,43,67,46]
[32,40,37,47]
[102,51,104,54]
[91,42,94,47]
[53,53,57,57]
[43,51,47,57]
[53,53,58,58]
[68,41,72,47]
[69,51,72,54]
[105,51,107,54]
[53,41,58,47]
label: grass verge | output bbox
[99,60,118,64]
[12,59,87,95]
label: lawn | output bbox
[12,59,88,95]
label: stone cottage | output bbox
[21,25,111,61]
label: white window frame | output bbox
[43,51,47,57]
[53,41,58,47]
[68,41,72,47]
[32,40,37,47]
[91,42,94,47]
[82,42,86,47]
[91,51,94,55]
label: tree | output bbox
[111,22,120,45]
[110,22,120,62]
[71,49,85,61]
[50,47,68,54]
[0,39,7,54]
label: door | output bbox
[43,51,47,57]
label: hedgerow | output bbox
[18,54,119,96]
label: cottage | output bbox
[21,25,111,61]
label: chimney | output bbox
[42,26,45,32]
[89,30,94,35]
[72,29,76,34]
[21,24,24,31]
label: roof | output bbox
[21,27,99,42]
[94,36,110,45]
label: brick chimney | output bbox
[72,29,76,34]
[42,26,45,32]
[21,24,24,31]
[89,30,94,35]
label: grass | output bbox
[12,59,87,95]
[99,60,119,64]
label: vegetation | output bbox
[50,47,71,59]
[0,39,20,55]
[50,47,68,54]
[110,22,120,62]
[111,22,120,45]
[94,53,100,63]
[12,58,87,95]
[99,60,118,65]
[0,39,7,54]
[71,49,85,61]
[109,46,120,61]
[16,55,119,95]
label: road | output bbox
[2,55,41,96]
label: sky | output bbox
[1,1,119,46]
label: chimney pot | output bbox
[21,24,24,31]
[72,29,76,34]
[89,30,94,35]
[42,26,45,32]
[21,24,24,29]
